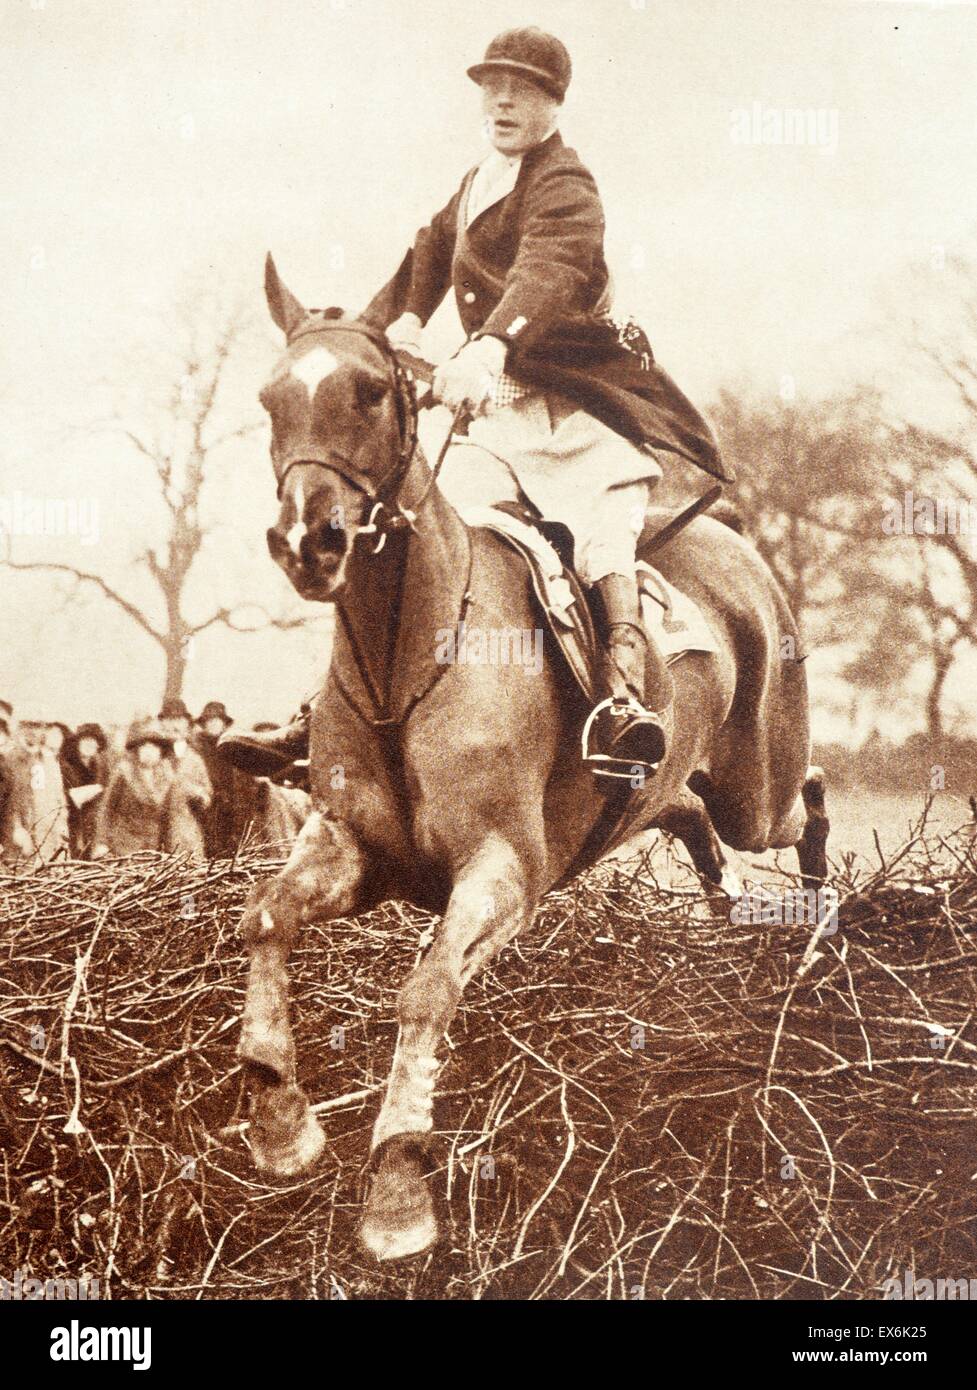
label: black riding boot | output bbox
[216,703,311,778]
[583,572,673,778]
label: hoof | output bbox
[249,1086,326,1179]
[358,1141,437,1262]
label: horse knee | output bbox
[398,962,462,1038]
[240,817,369,960]
[275,812,369,922]
[659,795,727,886]
[241,884,290,950]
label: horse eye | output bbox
[357,378,388,410]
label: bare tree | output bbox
[711,388,889,638]
[866,246,977,736]
[842,537,969,742]
[3,285,310,705]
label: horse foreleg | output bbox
[360,833,540,1261]
[239,810,369,1178]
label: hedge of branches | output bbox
[2,823,976,1301]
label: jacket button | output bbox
[463,291,476,304]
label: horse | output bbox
[235,254,829,1261]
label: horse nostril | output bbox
[313,522,345,553]
[299,522,346,570]
[267,527,288,560]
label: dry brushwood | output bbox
[1,826,976,1301]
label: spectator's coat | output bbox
[60,736,110,859]
[95,757,176,856]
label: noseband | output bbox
[275,314,422,553]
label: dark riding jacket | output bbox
[363,131,728,480]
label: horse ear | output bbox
[265,253,306,337]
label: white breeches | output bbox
[436,393,662,584]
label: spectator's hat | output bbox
[125,716,174,751]
[467,27,572,103]
[198,701,232,727]
[158,698,192,722]
[76,722,108,751]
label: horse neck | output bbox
[331,449,471,720]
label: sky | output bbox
[2,0,977,731]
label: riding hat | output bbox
[467,27,572,103]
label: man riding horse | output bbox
[222,30,824,1261]
[221,25,726,779]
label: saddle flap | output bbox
[466,508,598,703]
[469,512,721,702]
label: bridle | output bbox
[271,313,472,728]
[273,313,458,556]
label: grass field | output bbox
[823,790,973,864]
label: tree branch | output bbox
[2,558,163,645]
[187,604,313,637]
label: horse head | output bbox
[261,254,415,601]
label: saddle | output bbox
[468,503,596,701]
[469,500,721,708]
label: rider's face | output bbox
[480,72,558,155]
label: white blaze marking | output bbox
[286,480,306,555]
[290,346,338,397]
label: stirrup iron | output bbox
[581,696,663,782]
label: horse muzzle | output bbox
[267,516,350,600]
